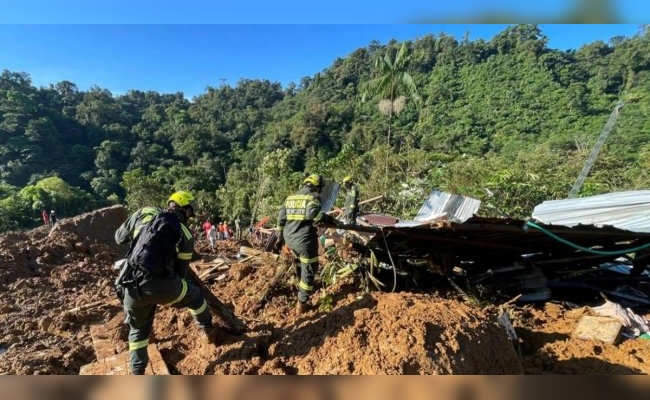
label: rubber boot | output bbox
[296,300,308,315]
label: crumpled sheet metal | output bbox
[533,190,650,233]
[414,190,481,223]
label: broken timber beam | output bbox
[239,246,263,256]
[185,266,247,334]
[63,300,118,314]
[198,262,228,279]
[79,344,169,375]
[327,195,384,215]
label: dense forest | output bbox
[1,24,649,232]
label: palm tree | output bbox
[363,42,421,146]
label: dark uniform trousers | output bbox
[123,274,210,374]
[287,238,319,303]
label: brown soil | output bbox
[0,206,648,375]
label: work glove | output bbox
[321,214,341,228]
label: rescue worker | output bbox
[342,176,359,225]
[115,206,163,245]
[114,191,215,375]
[276,174,341,314]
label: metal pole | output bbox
[567,101,624,198]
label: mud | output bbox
[0,206,648,374]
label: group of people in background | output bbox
[201,218,235,251]
[41,209,57,227]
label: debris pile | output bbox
[0,201,649,375]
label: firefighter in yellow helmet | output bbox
[276,174,341,314]
[114,190,216,374]
[342,176,359,225]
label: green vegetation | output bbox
[1,25,649,232]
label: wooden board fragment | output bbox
[198,262,227,278]
[79,344,169,375]
[88,314,124,360]
[89,324,118,360]
[573,315,623,345]
[239,246,262,256]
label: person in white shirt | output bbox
[208,225,217,251]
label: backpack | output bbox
[127,211,182,277]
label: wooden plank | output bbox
[89,324,118,360]
[147,343,170,375]
[63,301,105,314]
[87,314,124,360]
[198,262,227,278]
[326,195,384,215]
[79,344,169,375]
[202,272,227,281]
[238,255,256,263]
[573,315,623,345]
[239,246,262,256]
[185,266,247,334]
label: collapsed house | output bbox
[266,188,650,308]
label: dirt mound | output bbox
[0,206,648,374]
[153,291,521,375]
[0,206,127,374]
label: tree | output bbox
[362,42,420,145]
[121,168,168,211]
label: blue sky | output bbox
[0,24,642,99]
[0,1,647,24]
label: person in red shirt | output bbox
[223,221,230,240]
[217,222,225,240]
[202,218,213,242]
[41,209,50,226]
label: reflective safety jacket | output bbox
[344,183,359,218]
[277,187,328,246]
[115,207,194,278]
[115,207,163,245]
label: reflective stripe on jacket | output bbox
[277,187,325,245]
[115,207,163,245]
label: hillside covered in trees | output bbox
[1,24,649,232]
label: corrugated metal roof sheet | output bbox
[413,190,481,223]
[532,190,650,233]
[320,180,340,212]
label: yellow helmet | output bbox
[343,176,352,184]
[168,190,195,207]
[303,174,323,188]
